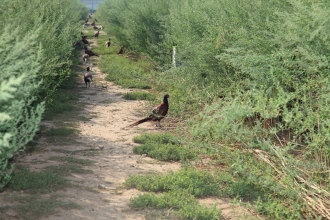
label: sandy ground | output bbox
[0,28,261,220]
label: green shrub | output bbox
[0,0,88,191]
[99,54,154,89]
[0,28,45,191]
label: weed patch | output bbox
[129,190,220,220]
[133,143,196,161]
[5,194,80,220]
[99,54,153,89]
[123,91,156,100]
[43,89,80,120]
[46,127,78,137]
[133,133,195,161]
[25,141,44,153]
[48,156,95,166]
[133,133,181,145]
[8,167,67,193]
[45,164,93,176]
[125,168,219,197]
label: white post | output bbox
[172,46,176,68]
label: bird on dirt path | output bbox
[130,94,169,127]
[81,38,89,44]
[81,32,87,39]
[84,46,99,57]
[94,30,99,38]
[84,67,93,88]
[82,53,89,63]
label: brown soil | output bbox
[0,29,261,220]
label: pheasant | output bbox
[84,67,93,88]
[105,38,111,48]
[82,53,89,63]
[117,46,124,54]
[81,32,87,39]
[130,94,169,127]
[84,46,99,57]
[94,30,99,38]
[81,38,89,45]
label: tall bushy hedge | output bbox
[0,28,44,190]
[0,0,88,97]
[0,0,88,191]
[96,0,330,157]
[96,0,330,218]
[96,0,171,66]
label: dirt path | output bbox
[0,29,259,220]
[45,45,182,219]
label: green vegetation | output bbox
[48,156,95,166]
[133,133,180,145]
[46,127,78,137]
[123,91,156,101]
[45,164,93,177]
[129,190,220,220]
[0,0,88,190]
[3,194,80,220]
[133,133,196,161]
[96,0,330,218]
[99,54,154,89]
[1,0,329,218]
[8,166,67,193]
[126,169,219,197]
[42,74,80,120]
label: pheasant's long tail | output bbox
[129,116,153,127]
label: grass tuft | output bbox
[123,91,156,100]
[133,133,195,161]
[45,127,78,137]
[6,194,81,220]
[125,168,219,197]
[133,133,181,145]
[129,190,220,220]
[45,164,93,176]
[8,167,67,193]
[48,156,95,166]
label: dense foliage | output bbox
[96,0,330,218]
[0,0,88,191]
